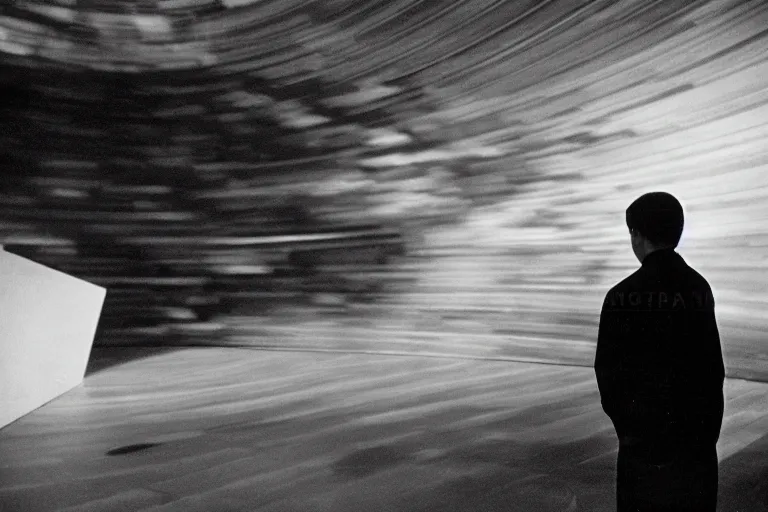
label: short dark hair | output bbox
[626,191,684,247]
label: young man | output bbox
[595,192,725,511]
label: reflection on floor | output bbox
[1,348,767,512]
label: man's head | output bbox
[625,191,684,263]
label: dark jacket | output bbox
[595,248,725,460]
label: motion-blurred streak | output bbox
[0,0,765,381]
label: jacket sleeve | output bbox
[700,296,726,442]
[703,292,725,391]
[676,289,725,442]
[595,292,627,430]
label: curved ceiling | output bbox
[0,0,767,380]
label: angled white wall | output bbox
[0,247,106,430]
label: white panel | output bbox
[0,248,106,429]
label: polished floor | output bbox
[1,347,767,512]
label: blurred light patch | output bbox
[366,129,413,148]
[133,16,172,35]
[0,16,46,34]
[282,113,331,129]
[323,84,401,108]
[213,265,271,275]
[103,185,173,195]
[224,91,273,108]
[160,308,197,320]
[360,146,506,167]
[0,40,33,55]
[273,99,329,127]
[41,160,99,170]
[220,0,261,8]
[19,4,76,23]
[47,188,89,199]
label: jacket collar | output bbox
[641,247,680,267]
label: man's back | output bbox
[595,248,725,460]
[598,192,723,511]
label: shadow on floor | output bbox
[718,430,768,511]
[85,346,184,376]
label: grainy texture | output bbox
[0,1,766,375]
[0,0,766,379]
[0,347,766,511]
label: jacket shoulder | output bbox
[684,264,714,289]
[602,270,643,309]
[683,265,716,305]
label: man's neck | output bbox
[642,246,676,264]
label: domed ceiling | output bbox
[1,0,767,380]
